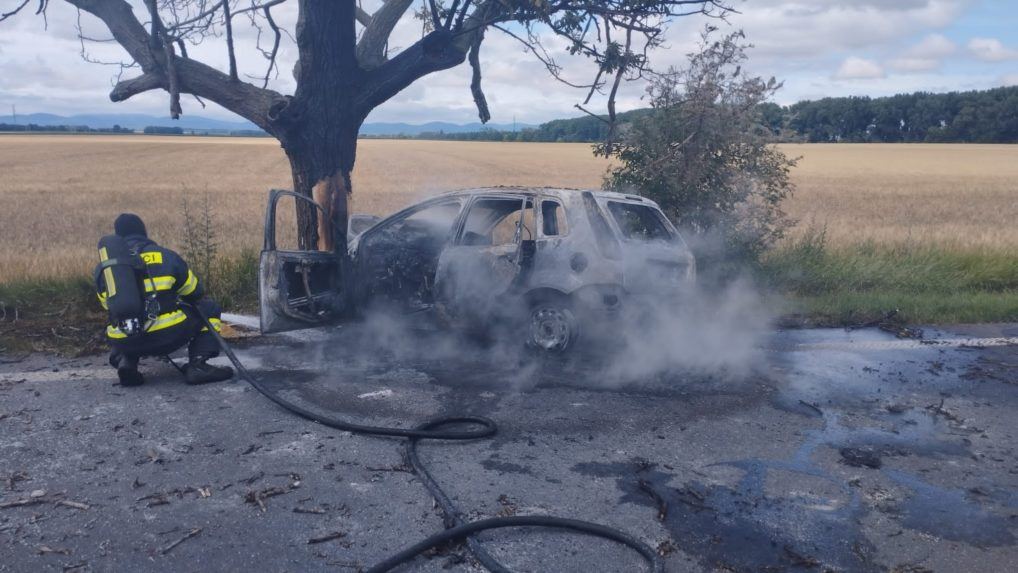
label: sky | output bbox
[0,0,1016,125]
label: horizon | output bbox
[5,82,1017,132]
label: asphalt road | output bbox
[1,323,1016,572]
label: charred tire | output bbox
[526,295,579,354]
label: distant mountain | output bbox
[14,113,260,132]
[7,113,533,136]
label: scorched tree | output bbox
[2,0,731,251]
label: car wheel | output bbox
[526,299,578,353]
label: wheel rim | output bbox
[530,307,572,351]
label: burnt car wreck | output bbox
[260,187,696,352]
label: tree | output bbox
[2,0,731,252]
[598,28,797,262]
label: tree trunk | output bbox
[272,0,362,254]
[284,125,359,254]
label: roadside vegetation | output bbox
[762,231,1018,325]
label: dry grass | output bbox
[0,134,1015,281]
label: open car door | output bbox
[259,189,346,334]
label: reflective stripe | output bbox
[177,270,198,296]
[102,267,116,297]
[147,310,188,332]
[98,247,116,297]
[144,275,176,292]
[106,309,187,339]
[200,317,222,333]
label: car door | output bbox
[259,189,347,334]
[434,194,533,320]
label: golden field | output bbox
[0,134,1016,281]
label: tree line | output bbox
[409,85,1018,144]
[0,123,133,134]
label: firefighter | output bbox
[95,213,234,387]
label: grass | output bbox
[0,276,107,356]
[761,230,1018,324]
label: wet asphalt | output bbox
[1,323,1017,572]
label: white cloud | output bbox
[967,37,1018,62]
[887,57,942,73]
[887,33,957,73]
[833,57,885,80]
[906,33,958,59]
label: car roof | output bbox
[432,186,654,204]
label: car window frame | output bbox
[603,199,677,244]
[537,197,570,238]
[453,193,535,247]
[356,197,465,255]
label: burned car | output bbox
[259,187,695,352]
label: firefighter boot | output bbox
[115,354,144,387]
[184,357,234,385]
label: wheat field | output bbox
[0,134,1015,281]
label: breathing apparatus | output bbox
[96,234,161,336]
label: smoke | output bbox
[299,261,774,394]
[592,276,775,384]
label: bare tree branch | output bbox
[259,4,282,88]
[67,0,284,132]
[468,30,489,123]
[0,0,32,22]
[356,0,414,69]
[222,0,238,80]
[355,4,371,26]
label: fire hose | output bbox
[183,302,663,573]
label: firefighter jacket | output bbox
[94,235,203,339]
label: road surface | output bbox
[1,323,1016,572]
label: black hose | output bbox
[188,304,663,573]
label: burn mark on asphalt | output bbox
[573,459,876,572]
[570,404,995,571]
[885,470,1016,547]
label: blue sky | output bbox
[0,0,1016,124]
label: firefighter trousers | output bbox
[108,299,222,363]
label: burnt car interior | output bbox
[357,199,463,310]
[358,196,538,315]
